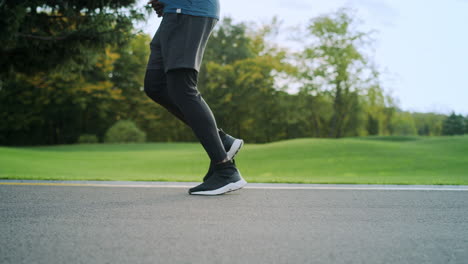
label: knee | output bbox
[166,69,200,103]
[144,69,166,103]
[143,81,160,102]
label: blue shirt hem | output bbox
[164,10,219,20]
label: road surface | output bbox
[1,181,467,263]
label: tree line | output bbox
[0,2,466,145]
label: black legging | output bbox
[144,68,227,163]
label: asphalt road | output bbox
[1,183,467,264]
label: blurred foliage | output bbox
[298,9,389,138]
[104,120,146,143]
[466,116,468,134]
[412,112,445,136]
[0,0,150,75]
[442,113,465,136]
[78,134,99,144]
[0,8,464,146]
[390,111,417,136]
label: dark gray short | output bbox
[146,13,217,73]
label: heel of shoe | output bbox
[227,139,244,160]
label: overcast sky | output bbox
[139,0,468,115]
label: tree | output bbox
[203,17,255,66]
[391,111,417,136]
[0,1,151,145]
[0,0,148,76]
[442,112,465,136]
[412,112,445,136]
[298,9,384,138]
[1,10,411,145]
[465,115,468,134]
[0,47,124,145]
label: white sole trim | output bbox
[227,139,243,160]
[190,178,247,196]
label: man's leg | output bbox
[144,68,244,165]
[166,68,227,163]
[143,68,190,126]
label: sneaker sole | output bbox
[227,139,244,160]
[190,178,247,196]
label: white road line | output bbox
[245,186,468,191]
[1,181,468,191]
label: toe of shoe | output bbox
[189,183,206,194]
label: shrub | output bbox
[104,120,146,143]
[78,134,99,144]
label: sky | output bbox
[139,0,468,115]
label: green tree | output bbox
[0,0,149,145]
[412,112,445,136]
[0,48,124,145]
[442,112,465,136]
[465,115,468,134]
[298,9,383,138]
[390,111,417,136]
[361,82,396,136]
[203,17,255,65]
[1,0,148,75]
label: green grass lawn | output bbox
[1,136,467,185]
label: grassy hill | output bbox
[1,136,467,185]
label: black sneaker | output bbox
[189,160,247,195]
[202,129,243,182]
[219,128,244,160]
[202,161,215,182]
[204,159,241,182]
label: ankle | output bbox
[218,128,226,137]
[216,157,229,164]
